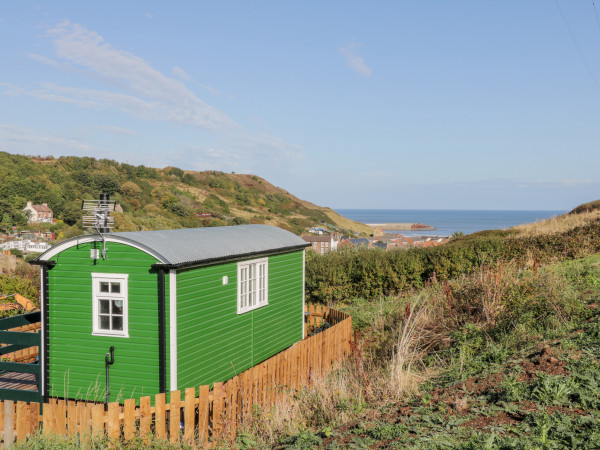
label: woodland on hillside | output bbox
[0,152,364,237]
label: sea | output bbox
[335,209,566,237]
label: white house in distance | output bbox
[22,202,53,223]
[301,234,339,254]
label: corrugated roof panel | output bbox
[110,224,307,266]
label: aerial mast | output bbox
[81,193,116,259]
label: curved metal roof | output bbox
[35,225,308,267]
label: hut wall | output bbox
[176,250,304,391]
[47,242,161,402]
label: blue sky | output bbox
[1,1,600,210]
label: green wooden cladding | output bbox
[176,251,304,391]
[47,242,161,402]
[45,240,303,403]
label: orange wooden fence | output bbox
[0,307,352,447]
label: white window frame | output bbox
[92,273,129,338]
[237,258,268,314]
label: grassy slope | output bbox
[179,170,372,235]
[265,205,600,449]
[0,151,371,236]
[307,256,600,449]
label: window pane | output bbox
[99,299,109,314]
[100,282,109,293]
[99,315,110,330]
[110,282,121,294]
[112,300,123,315]
[112,316,123,331]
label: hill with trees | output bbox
[0,151,371,237]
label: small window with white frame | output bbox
[92,273,129,337]
[237,258,268,314]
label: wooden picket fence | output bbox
[0,306,352,447]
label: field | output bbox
[10,207,600,448]
[255,209,600,448]
[268,255,600,448]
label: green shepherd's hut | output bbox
[32,225,309,402]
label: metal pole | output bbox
[105,346,115,407]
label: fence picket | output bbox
[41,401,52,435]
[154,393,166,440]
[30,402,39,434]
[123,399,136,440]
[184,387,195,445]
[4,400,14,445]
[79,402,91,440]
[66,401,76,437]
[198,385,209,444]
[212,382,223,442]
[169,390,180,443]
[140,396,151,437]
[107,402,120,440]
[15,401,27,442]
[91,404,104,437]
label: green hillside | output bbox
[0,151,371,236]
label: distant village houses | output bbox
[301,234,339,254]
[0,239,52,254]
[22,201,53,223]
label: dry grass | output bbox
[238,390,302,446]
[238,300,437,446]
[512,210,600,237]
[386,295,433,401]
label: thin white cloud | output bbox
[0,124,154,164]
[172,66,192,81]
[198,83,220,96]
[3,20,302,170]
[2,20,302,170]
[28,53,62,68]
[93,125,138,136]
[45,20,237,133]
[0,124,101,156]
[340,42,372,77]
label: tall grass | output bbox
[513,209,600,237]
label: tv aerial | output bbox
[82,193,116,259]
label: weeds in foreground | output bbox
[267,254,600,448]
[13,431,188,449]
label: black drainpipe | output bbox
[158,269,166,393]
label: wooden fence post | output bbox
[4,400,13,446]
[154,393,167,440]
[198,385,209,444]
[212,382,223,442]
[54,399,66,436]
[30,402,40,434]
[41,401,53,435]
[140,396,152,437]
[184,387,195,445]
[91,403,105,438]
[107,402,120,440]
[169,390,181,444]
[67,401,77,437]
[15,401,27,443]
[123,399,136,440]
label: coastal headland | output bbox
[368,223,436,231]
